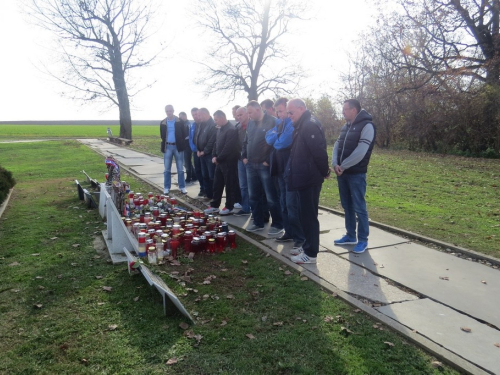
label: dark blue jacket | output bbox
[285,111,329,191]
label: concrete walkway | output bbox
[79,139,500,375]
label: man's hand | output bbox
[243,158,248,165]
[334,165,343,176]
[197,151,205,157]
[212,157,217,164]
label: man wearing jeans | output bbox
[242,101,283,235]
[332,99,376,254]
[194,108,217,200]
[234,106,251,216]
[160,105,188,195]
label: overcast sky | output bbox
[0,0,375,121]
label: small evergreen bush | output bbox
[0,166,16,205]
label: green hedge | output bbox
[0,166,16,205]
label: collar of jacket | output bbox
[293,110,312,130]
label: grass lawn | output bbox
[0,141,457,374]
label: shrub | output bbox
[0,166,16,205]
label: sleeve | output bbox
[241,129,248,160]
[265,125,279,146]
[204,123,217,155]
[304,122,329,177]
[217,127,238,162]
[340,124,375,170]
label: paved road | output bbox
[79,139,500,375]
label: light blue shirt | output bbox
[167,119,175,143]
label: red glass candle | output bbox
[216,233,226,252]
[170,236,180,259]
[228,230,237,249]
[208,238,216,253]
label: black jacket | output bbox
[194,117,217,155]
[213,122,240,163]
[160,116,188,153]
[285,111,329,191]
[242,113,275,164]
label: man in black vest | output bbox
[332,99,376,254]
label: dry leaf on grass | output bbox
[340,326,353,335]
[31,253,40,256]
[324,316,334,323]
[284,270,292,275]
[133,296,140,302]
[102,286,112,292]
[188,252,195,260]
[95,276,103,279]
[107,324,118,331]
[226,294,234,299]
[166,358,178,365]
[9,262,20,267]
[220,320,227,326]
[300,276,308,281]
[241,260,248,264]
[34,304,43,309]
[384,341,395,347]
[50,237,58,240]
[431,361,443,369]
[72,244,80,248]
[179,322,189,330]
[273,321,284,326]
[353,309,361,313]
[246,333,256,339]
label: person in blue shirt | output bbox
[266,97,305,249]
[159,105,188,195]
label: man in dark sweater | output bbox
[194,108,217,200]
[242,101,283,235]
[204,110,241,215]
[332,99,376,254]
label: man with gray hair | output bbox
[285,98,330,264]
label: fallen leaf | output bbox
[481,280,487,284]
[95,276,103,279]
[108,324,118,331]
[31,253,40,256]
[226,294,234,299]
[284,270,292,275]
[9,262,20,267]
[38,286,45,290]
[494,343,500,348]
[431,361,443,369]
[246,333,256,339]
[102,286,112,292]
[324,316,334,323]
[72,244,80,248]
[331,292,338,298]
[50,237,58,240]
[179,322,189,330]
[261,316,267,322]
[188,252,195,260]
[71,263,78,266]
[340,326,352,335]
[80,358,89,366]
[220,320,227,326]
[133,296,139,302]
[34,304,43,309]
[221,268,228,272]
[439,276,449,281]
[97,302,105,306]
[166,358,178,365]
[242,260,248,264]
[384,341,395,347]
[300,276,308,281]
[460,327,472,333]
[203,280,211,285]
[273,321,284,326]
[353,309,361,313]
[35,276,43,279]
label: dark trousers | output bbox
[193,153,205,194]
[184,148,197,182]
[200,154,216,199]
[297,184,322,258]
[210,159,241,209]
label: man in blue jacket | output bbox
[332,99,376,254]
[285,99,330,264]
[160,105,188,195]
[266,97,305,249]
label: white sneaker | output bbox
[219,207,233,215]
[291,253,316,264]
[290,247,303,256]
[204,206,219,214]
[180,188,188,194]
[233,203,242,209]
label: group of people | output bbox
[159,98,375,264]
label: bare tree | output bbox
[28,0,160,139]
[195,0,305,101]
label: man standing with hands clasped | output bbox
[332,99,376,254]
[285,99,330,264]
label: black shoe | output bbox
[275,233,293,242]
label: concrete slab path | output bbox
[79,139,500,374]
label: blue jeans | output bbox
[298,184,322,257]
[200,154,216,199]
[246,162,283,228]
[277,173,305,244]
[337,173,369,242]
[237,159,250,212]
[193,152,205,194]
[163,144,185,190]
